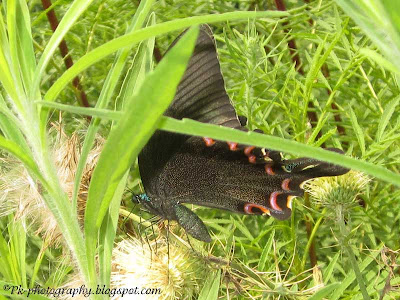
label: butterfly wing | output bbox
[138,25,348,242]
[139,24,242,201]
[154,137,348,220]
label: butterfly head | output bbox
[134,193,151,203]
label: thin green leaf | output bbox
[0,13,20,105]
[258,230,275,271]
[34,100,400,188]
[322,252,341,283]
[308,283,341,300]
[198,270,221,300]
[117,13,156,110]
[0,135,45,184]
[98,171,129,286]
[330,246,381,300]
[6,0,24,98]
[0,94,30,152]
[376,96,399,142]
[232,217,255,242]
[360,48,400,75]
[31,0,96,98]
[15,0,36,94]
[70,0,155,213]
[84,26,200,277]
[348,106,366,157]
[35,101,121,120]
[159,117,400,186]
[0,230,14,281]
[44,10,288,102]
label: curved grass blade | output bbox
[34,101,400,187]
[31,0,96,98]
[44,11,288,102]
[83,26,200,277]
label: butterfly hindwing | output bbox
[137,25,349,242]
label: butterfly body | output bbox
[137,25,349,242]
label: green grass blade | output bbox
[33,100,400,188]
[159,117,400,186]
[6,0,24,99]
[84,25,199,281]
[232,216,255,242]
[31,0,96,98]
[309,283,341,300]
[117,13,156,110]
[322,252,341,283]
[70,0,155,212]
[8,220,26,287]
[0,12,20,106]
[15,0,36,95]
[0,228,14,281]
[35,101,121,120]
[0,95,30,152]
[334,0,400,74]
[360,48,400,75]
[330,246,381,300]
[98,171,129,286]
[198,270,221,300]
[44,10,288,102]
[376,96,399,142]
[258,229,275,271]
[0,135,45,184]
[348,106,366,157]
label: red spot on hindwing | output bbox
[248,155,256,164]
[281,178,291,191]
[269,191,282,211]
[244,203,270,215]
[227,142,238,151]
[202,137,215,147]
[265,164,275,175]
[244,146,255,156]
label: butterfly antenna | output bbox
[167,219,170,283]
[120,187,138,233]
[144,230,153,268]
[151,219,158,254]
[138,212,154,268]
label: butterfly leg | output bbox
[174,204,211,243]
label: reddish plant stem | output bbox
[153,44,162,63]
[321,65,347,137]
[303,0,346,139]
[273,0,319,127]
[41,0,90,108]
[273,0,320,270]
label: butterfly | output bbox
[136,25,349,243]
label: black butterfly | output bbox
[137,25,349,243]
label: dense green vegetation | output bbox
[0,0,399,299]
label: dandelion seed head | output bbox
[0,123,103,246]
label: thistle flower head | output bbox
[305,170,369,210]
[111,238,208,300]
